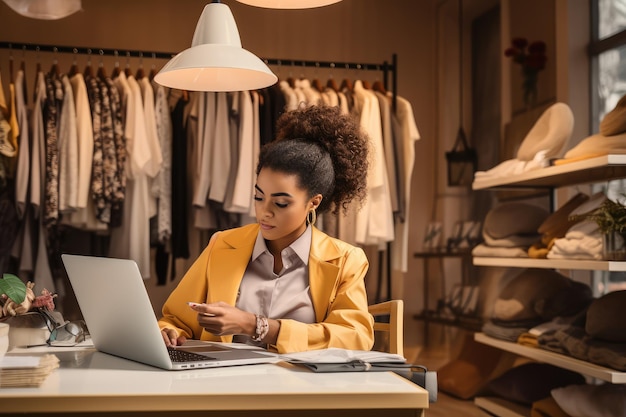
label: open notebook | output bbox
[61,254,278,370]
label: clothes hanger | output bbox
[49,47,60,77]
[340,63,353,92]
[135,52,145,80]
[112,51,121,78]
[8,47,14,84]
[326,78,339,92]
[148,53,157,81]
[96,50,107,79]
[312,78,324,93]
[372,80,386,94]
[68,49,79,77]
[124,51,132,77]
[83,51,94,78]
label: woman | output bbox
[158,105,374,353]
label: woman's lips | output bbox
[260,223,274,230]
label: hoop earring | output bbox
[307,208,317,226]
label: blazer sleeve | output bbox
[274,245,374,353]
[157,232,227,343]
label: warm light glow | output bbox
[154,2,277,92]
[235,0,342,9]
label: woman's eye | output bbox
[275,202,289,209]
[253,196,263,202]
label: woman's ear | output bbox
[310,194,323,210]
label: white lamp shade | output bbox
[235,0,342,9]
[154,2,277,92]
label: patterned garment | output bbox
[105,76,126,227]
[85,75,105,223]
[43,72,63,229]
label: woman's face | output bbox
[254,168,321,251]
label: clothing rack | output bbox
[0,42,397,109]
[0,40,397,302]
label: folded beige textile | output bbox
[517,102,574,161]
[600,93,626,136]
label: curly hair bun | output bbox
[263,105,370,214]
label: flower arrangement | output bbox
[0,273,57,318]
[504,38,547,108]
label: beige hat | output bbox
[516,102,574,161]
[600,93,626,136]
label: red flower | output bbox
[504,37,548,72]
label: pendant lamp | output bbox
[154,0,277,92]
[235,0,341,8]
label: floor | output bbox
[404,321,486,416]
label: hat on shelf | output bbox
[482,202,548,240]
[516,102,574,161]
[556,131,626,165]
[600,93,626,136]
[585,290,626,343]
[493,268,592,322]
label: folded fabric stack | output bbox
[472,202,548,258]
[555,93,626,165]
[538,290,626,372]
[474,102,574,184]
[546,192,606,260]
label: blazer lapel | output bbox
[308,227,342,323]
[207,225,258,306]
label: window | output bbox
[591,0,626,132]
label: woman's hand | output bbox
[189,301,256,337]
[161,328,187,347]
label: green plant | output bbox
[0,273,27,305]
[570,199,626,234]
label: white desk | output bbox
[0,347,429,416]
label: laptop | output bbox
[61,253,278,370]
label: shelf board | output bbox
[472,154,626,190]
[474,397,530,417]
[475,333,626,383]
[472,256,626,271]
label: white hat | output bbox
[2,0,81,20]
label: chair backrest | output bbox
[368,299,404,357]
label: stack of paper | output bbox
[0,354,60,387]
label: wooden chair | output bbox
[368,299,404,357]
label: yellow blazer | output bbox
[158,223,374,353]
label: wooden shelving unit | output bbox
[472,155,626,416]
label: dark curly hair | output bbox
[256,105,369,215]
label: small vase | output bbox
[603,231,626,260]
[522,70,538,110]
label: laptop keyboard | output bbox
[168,347,215,362]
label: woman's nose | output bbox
[257,202,273,218]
